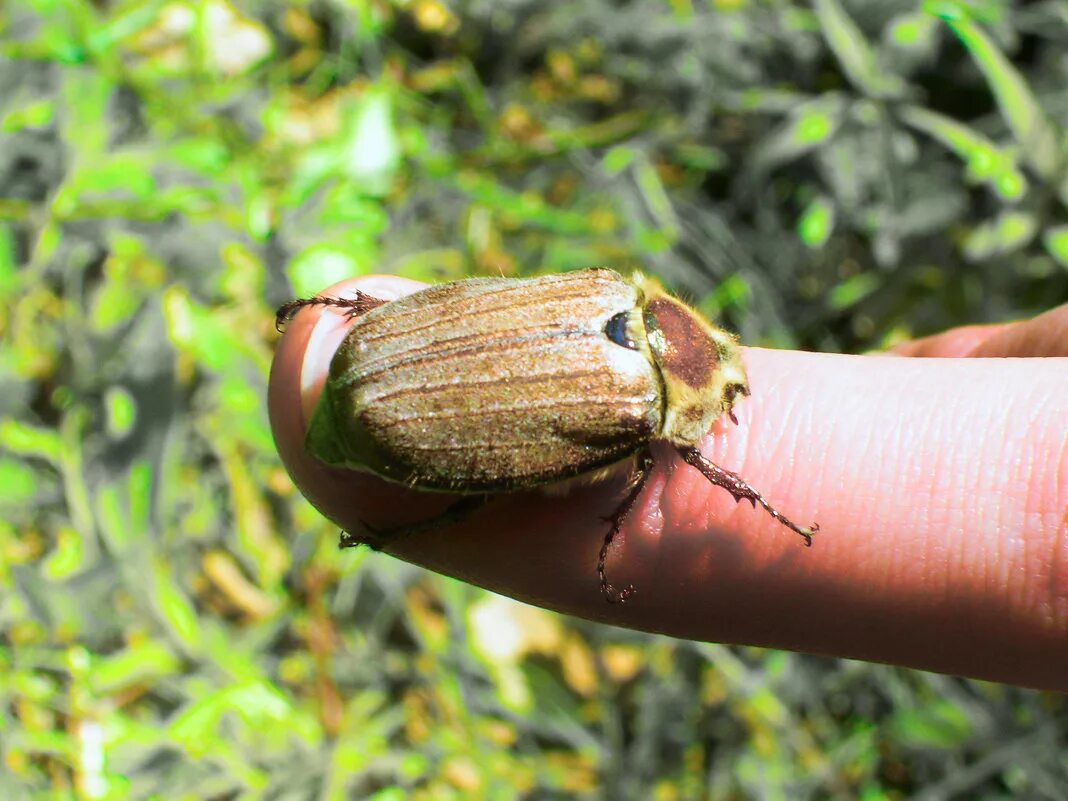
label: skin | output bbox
[269,276,1068,691]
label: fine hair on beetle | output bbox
[277,268,818,603]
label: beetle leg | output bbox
[598,450,655,604]
[337,495,491,551]
[275,292,389,332]
[677,447,818,546]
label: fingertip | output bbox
[968,304,1068,357]
[268,275,431,534]
[889,323,1012,357]
[271,276,428,421]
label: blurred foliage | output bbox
[1,0,1067,798]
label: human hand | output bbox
[269,277,1068,691]
[890,304,1068,358]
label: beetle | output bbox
[277,268,817,603]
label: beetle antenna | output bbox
[678,447,818,545]
[598,450,654,603]
[275,292,388,332]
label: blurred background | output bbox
[2,0,1068,798]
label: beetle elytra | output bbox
[277,268,817,603]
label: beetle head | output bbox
[633,275,749,446]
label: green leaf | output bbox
[456,171,601,234]
[317,185,390,231]
[602,146,635,175]
[1,99,56,132]
[60,70,112,159]
[162,288,247,373]
[42,528,85,579]
[215,374,274,452]
[828,273,880,310]
[635,227,672,254]
[77,154,157,197]
[0,223,15,296]
[152,559,203,652]
[701,274,751,319]
[635,153,679,242]
[286,245,362,298]
[104,386,137,439]
[91,640,181,696]
[219,242,266,302]
[83,1,168,57]
[0,420,63,463]
[90,248,149,331]
[898,105,1027,200]
[169,679,300,757]
[96,484,130,554]
[963,210,1037,261]
[340,89,401,196]
[798,195,835,248]
[368,789,409,801]
[943,16,1059,180]
[168,137,230,175]
[674,143,727,172]
[924,0,1010,30]
[30,221,62,268]
[96,461,152,555]
[0,458,38,507]
[1042,226,1068,269]
[749,95,847,173]
[888,12,936,49]
[796,112,834,144]
[814,0,904,99]
[890,701,971,749]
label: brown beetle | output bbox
[278,268,817,602]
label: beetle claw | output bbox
[798,522,819,547]
[602,583,637,604]
[338,530,359,549]
[339,526,383,551]
[598,450,653,603]
[678,446,819,547]
[338,497,490,553]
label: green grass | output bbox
[1,0,1067,798]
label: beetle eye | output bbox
[604,311,638,351]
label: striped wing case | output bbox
[308,269,664,491]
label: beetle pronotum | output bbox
[277,268,817,603]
